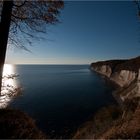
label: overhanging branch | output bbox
[13,0,26,8]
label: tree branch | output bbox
[13,1,26,8]
[11,14,28,20]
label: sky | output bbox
[5,1,140,64]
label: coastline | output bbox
[91,69,123,107]
[112,90,123,107]
[90,56,140,103]
[74,59,140,138]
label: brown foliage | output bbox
[73,105,122,139]
[100,107,140,139]
[74,99,140,139]
[0,0,64,50]
[0,108,46,139]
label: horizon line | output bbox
[5,63,90,65]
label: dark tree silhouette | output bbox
[0,0,64,94]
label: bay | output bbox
[9,65,116,138]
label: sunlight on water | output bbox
[0,64,18,108]
[2,64,16,87]
[3,64,13,75]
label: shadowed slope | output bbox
[0,108,46,139]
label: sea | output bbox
[2,64,117,138]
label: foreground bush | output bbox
[73,105,122,139]
[73,100,140,139]
[100,107,140,139]
[0,108,46,139]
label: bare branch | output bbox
[13,0,26,8]
[11,14,28,20]
[8,0,64,51]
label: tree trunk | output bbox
[0,1,13,95]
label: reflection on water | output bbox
[0,64,19,108]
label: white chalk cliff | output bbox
[91,56,140,102]
[118,69,140,101]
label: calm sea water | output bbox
[9,65,116,138]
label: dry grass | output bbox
[0,108,46,139]
[100,107,140,139]
[73,98,140,139]
[73,105,122,139]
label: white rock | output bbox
[111,70,136,87]
[91,65,140,101]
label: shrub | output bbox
[0,108,46,139]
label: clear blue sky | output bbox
[6,1,140,64]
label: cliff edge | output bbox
[90,56,140,102]
[73,56,140,139]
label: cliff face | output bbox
[91,65,136,87]
[115,70,140,101]
[91,56,140,101]
[73,56,140,139]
